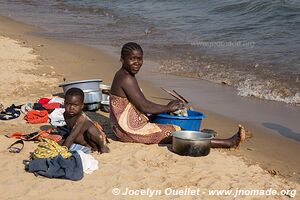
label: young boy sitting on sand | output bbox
[61,87,110,153]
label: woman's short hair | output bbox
[121,42,143,59]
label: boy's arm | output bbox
[62,120,85,148]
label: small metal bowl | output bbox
[172,131,214,157]
[100,101,110,113]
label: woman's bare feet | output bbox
[210,125,247,148]
[232,124,246,149]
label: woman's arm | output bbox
[122,75,182,114]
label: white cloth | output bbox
[76,150,99,174]
[69,144,91,154]
[49,97,64,104]
[49,108,66,127]
[21,103,33,114]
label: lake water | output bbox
[0,0,299,105]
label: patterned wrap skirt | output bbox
[109,94,180,144]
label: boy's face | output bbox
[64,95,84,117]
[122,50,143,75]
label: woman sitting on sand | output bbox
[110,42,245,147]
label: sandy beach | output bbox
[0,16,299,200]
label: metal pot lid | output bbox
[172,130,214,141]
[59,79,103,87]
[100,84,111,90]
[83,89,101,93]
[101,100,110,105]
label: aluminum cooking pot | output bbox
[59,79,102,93]
[83,89,102,111]
[172,131,214,157]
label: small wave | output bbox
[210,0,297,15]
[159,58,300,106]
[55,0,116,18]
[210,1,252,13]
[237,78,300,105]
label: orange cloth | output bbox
[5,131,41,141]
[24,110,48,124]
[7,129,62,142]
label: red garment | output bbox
[42,102,62,110]
[24,110,48,124]
[38,98,50,105]
[38,129,62,142]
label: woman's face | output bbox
[122,50,143,75]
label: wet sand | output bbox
[0,16,299,200]
[138,67,300,183]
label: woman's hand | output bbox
[167,100,184,112]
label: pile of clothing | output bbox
[0,97,65,125]
[0,104,21,120]
[7,127,99,181]
[24,139,98,181]
[22,97,65,125]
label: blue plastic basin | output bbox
[151,110,205,131]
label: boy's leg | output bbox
[86,125,110,153]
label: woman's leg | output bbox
[211,125,246,148]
